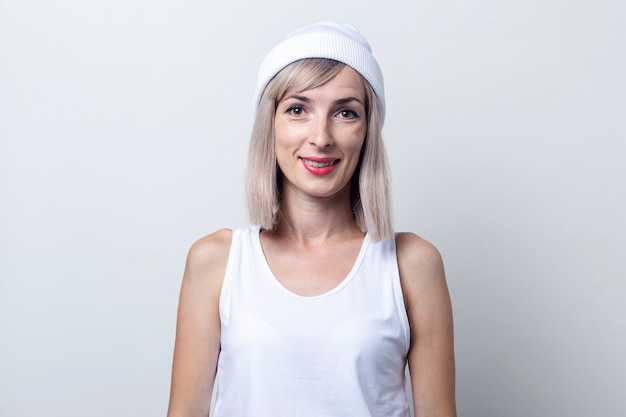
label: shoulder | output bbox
[395,231,444,277]
[183,228,233,290]
[395,232,446,311]
[187,228,233,267]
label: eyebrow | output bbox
[334,97,365,106]
[283,95,365,106]
[284,95,311,103]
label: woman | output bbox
[167,22,456,417]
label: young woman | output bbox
[167,22,456,417]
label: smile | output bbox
[303,159,338,168]
[300,158,339,175]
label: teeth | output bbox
[305,159,335,168]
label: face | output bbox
[274,66,367,202]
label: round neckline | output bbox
[253,227,370,299]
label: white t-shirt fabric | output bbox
[214,226,411,417]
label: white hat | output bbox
[253,21,386,122]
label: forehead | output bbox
[289,65,366,99]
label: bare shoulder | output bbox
[395,232,447,310]
[183,228,233,291]
[187,228,232,268]
[395,232,444,281]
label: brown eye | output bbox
[338,110,358,119]
[287,106,304,116]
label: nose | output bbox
[309,116,333,148]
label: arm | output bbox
[167,229,232,417]
[396,232,456,417]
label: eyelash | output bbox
[286,106,304,116]
[285,106,359,119]
[338,109,359,119]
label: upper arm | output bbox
[396,232,456,417]
[167,228,232,417]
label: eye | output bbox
[286,106,304,116]
[338,109,359,119]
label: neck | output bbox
[273,184,363,244]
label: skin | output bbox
[167,66,456,417]
[398,232,457,417]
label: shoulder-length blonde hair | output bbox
[246,58,393,241]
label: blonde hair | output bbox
[246,58,393,241]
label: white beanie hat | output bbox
[253,21,385,122]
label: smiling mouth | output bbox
[301,158,338,168]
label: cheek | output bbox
[273,130,296,172]
[274,123,302,150]
[348,129,367,159]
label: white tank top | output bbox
[214,226,411,417]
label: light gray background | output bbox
[1,0,624,416]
